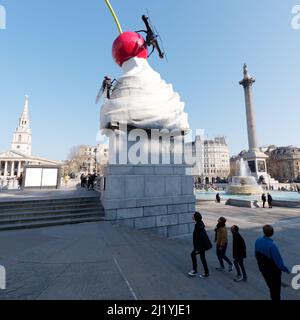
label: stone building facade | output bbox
[79,144,109,173]
[186,136,230,184]
[266,146,300,182]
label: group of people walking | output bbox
[188,212,290,300]
[188,214,246,282]
[80,173,96,190]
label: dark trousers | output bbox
[234,258,247,278]
[191,250,209,275]
[262,200,266,208]
[216,243,232,268]
[268,201,272,208]
[262,271,281,300]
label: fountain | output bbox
[226,159,263,195]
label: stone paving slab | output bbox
[0,203,299,300]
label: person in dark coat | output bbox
[17,173,23,190]
[80,174,86,188]
[255,225,290,300]
[87,173,93,190]
[231,225,247,282]
[216,193,221,203]
[261,193,266,208]
[267,193,273,208]
[188,212,212,278]
[88,173,96,190]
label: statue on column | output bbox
[243,63,248,76]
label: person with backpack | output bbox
[231,225,247,282]
[188,212,212,278]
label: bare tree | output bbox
[63,145,87,176]
[67,144,86,160]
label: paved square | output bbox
[0,202,299,300]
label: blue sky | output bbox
[0,0,299,161]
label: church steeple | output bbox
[11,95,32,156]
[19,94,30,127]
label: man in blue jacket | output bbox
[255,224,290,300]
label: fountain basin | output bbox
[226,176,263,195]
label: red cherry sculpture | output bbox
[112,31,148,67]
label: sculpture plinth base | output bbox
[100,164,195,237]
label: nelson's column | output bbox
[239,64,275,184]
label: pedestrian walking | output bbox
[255,224,290,300]
[261,193,266,208]
[267,193,273,208]
[231,225,247,282]
[188,212,212,278]
[17,173,23,190]
[215,217,233,272]
[216,193,221,203]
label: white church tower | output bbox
[11,95,32,156]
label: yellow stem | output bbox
[104,0,123,34]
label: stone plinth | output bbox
[100,164,195,237]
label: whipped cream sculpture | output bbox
[99,5,189,133]
[100,56,189,132]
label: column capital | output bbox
[239,77,255,88]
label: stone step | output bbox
[0,196,100,208]
[0,195,105,231]
[0,203,102,214]
[0,208,104,220]
[0,216,106,232]
[0,211,105,225]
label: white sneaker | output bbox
[199,274,209,279]
[188,270,198,277]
